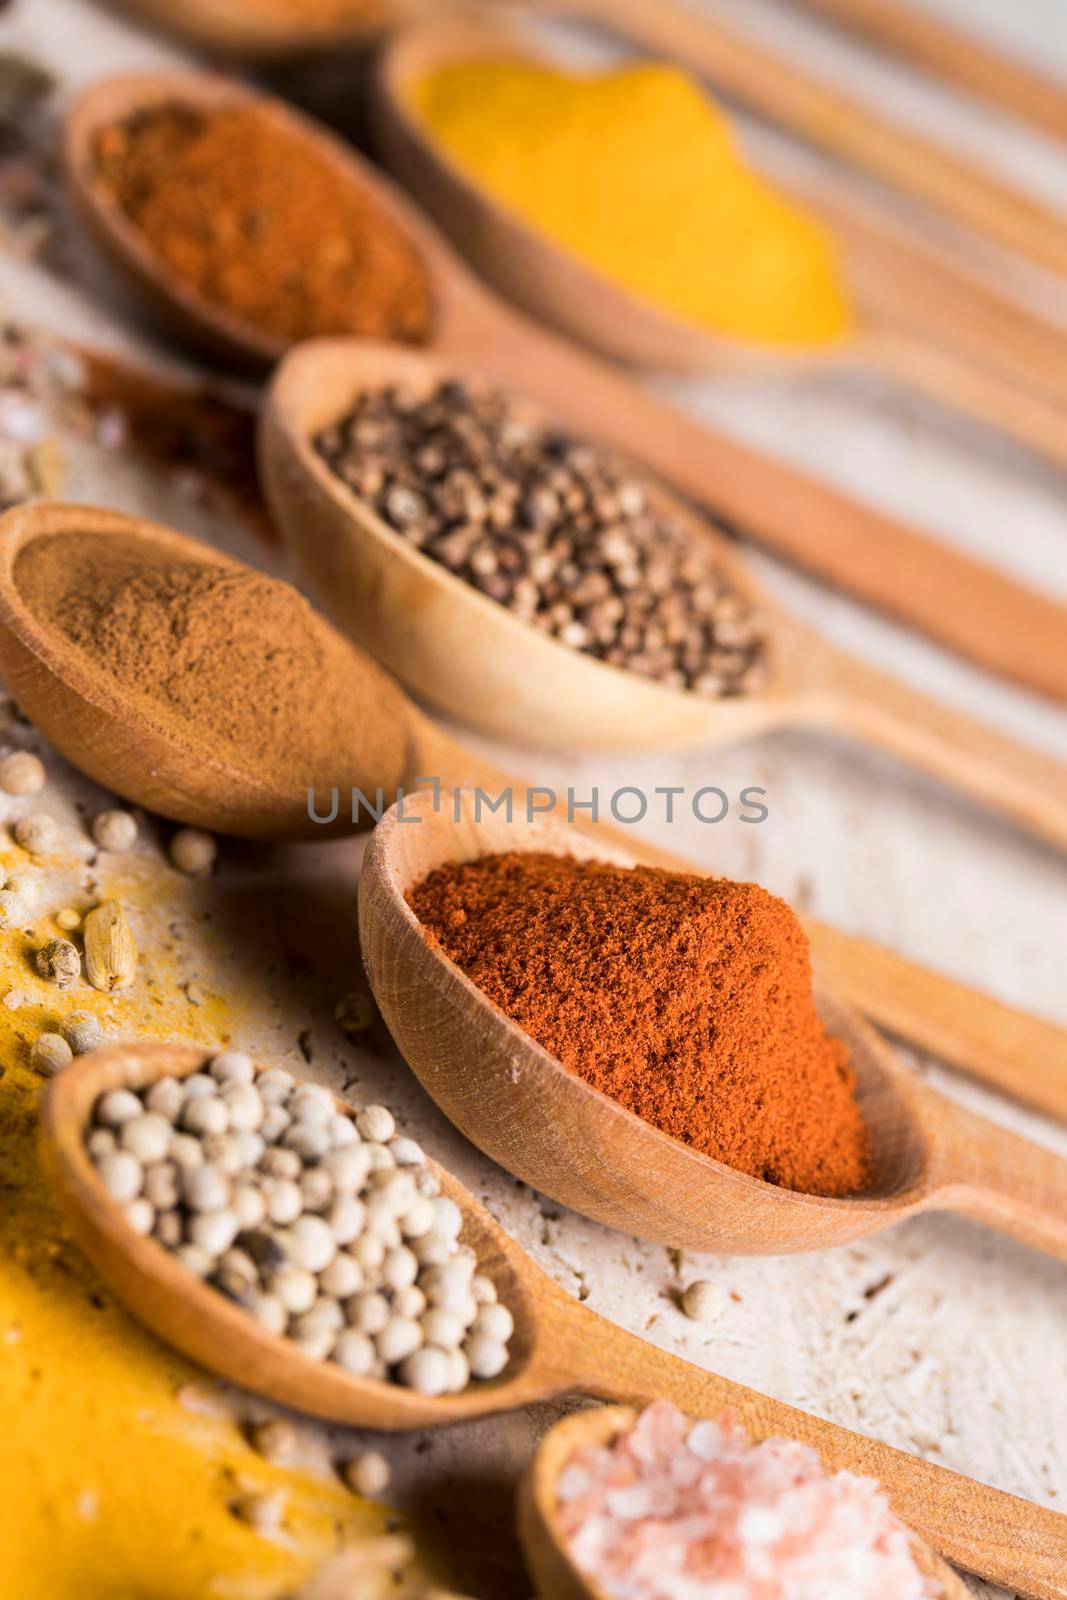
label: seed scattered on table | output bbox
[343,1451,391,1498]
[91,808,138,851]
[0,750,45,795]
[680,1279,725,1323]
[35,937,80,989]
[315,380,764,698]
[31,1031,73,1076]
[14,812,57,854]
[84,1052,514,1394]
[83,901,137,992]
[169,828,217,877]
[55,907,82,932]
[61,1010,104,1055]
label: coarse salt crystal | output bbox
[555,1401,941,1600]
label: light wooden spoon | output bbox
[519,1406,971,1600]
[61,69,1067,708]
[359,791,1067,1261]
[1,502,1064,1129]
[375,16,1067,473]
[262,337,1067,856]
[41,1040,1067,1598]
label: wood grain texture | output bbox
[262,337,1067,854]
[42,1042,1067,1596]
[358,792,1067,1261]
[778,0,1067,144]
[519,1406,971,1600]
[564,0,1067,278]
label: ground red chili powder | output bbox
[94,102,432,346]
[408,852,869,1197]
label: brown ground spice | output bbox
[409,852,869,1197]
[94,103,432,346]
[15,531,409,787]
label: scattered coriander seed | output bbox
[681,1279,726,1322]
[35,937,81,989]
[335,990,377,1039]
[169,828,217,876]
[30,1031,73,1076]
[61,1009,103,1055]
[0,750,45,796]
[343,1452,391,1498]
[91,809,138,851]
[14,812,58,854]
[55,907,82,932]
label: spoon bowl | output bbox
[111,0,395,59]
[519,1406,971,1600]
[0,502,413,839]
[374,15,813,377]
[42,1044,1067,1593]
[360,791,1067,1258]
[261,337,797,751]
[61,69,445,369]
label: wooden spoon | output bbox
[519,1406,971,1600]
[262,337,1067,856]
[42,1040,1067,1598]
[374,17,1067,473]
[1,502,1064,1128]
[61,69,1067,707]
[360,791,1067,1262]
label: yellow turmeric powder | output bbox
[414,60,852,349]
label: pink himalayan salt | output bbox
[555,1401,941,1600]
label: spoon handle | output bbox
[545,1296,1067,1597]
[925,1093,1067,1260]
[439,296,1067,708]
[794,634,1067,853]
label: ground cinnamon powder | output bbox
[409,852,869,1197]
[15,531,409,789]
[94,103,433,346]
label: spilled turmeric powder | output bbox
[414,60,852,349]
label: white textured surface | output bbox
[3,1,1066,1595]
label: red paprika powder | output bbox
[408,852,869,1198]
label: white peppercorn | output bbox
[345,1291,390,1336]
[220,1083,263,1131]
[471,1274,497,1306]
[0,751,45,796]
[189,1209,238,1257]
[120,1113,172,1165]
[290,1084,334,1124]
[169,828,217,876]
[96,1089,142,1127]
[257,1068,295,1102]
[381,1245,419,1293]
[233,1130,265,1168]
[471,1303,514,1344]
[35,938,80,989]
[30,1031,73,1076]
[267,1265,317,1316]
[681,1279,725,1323]
[363,1142,395,1172]
[181,1073,217,1099]
[333,1329,376,1377]
[327,1113,359,1148]
[87,1128,117,1161]
[252,1419,298,1463]
[284,1215,336,1274]
[444,1348,470,1394]
[144,1161,180,1212]
[202,1133,247,1178]
[180,1096,229,1137]
[398,1347,450,1398]
[232,1183,267,1230]
[324,1145,371,1194]
[249,1292,287,1337]
[174,1243,213,1277]
[181,1164,231,1214]
[97,1150,143,1204]
[299,1169,333,1214]
[124,1198,155,1236]
[61,1010,104,1056]
[154,1211,183,1249]
[464,1332,509,1380]
[421,1307,465,1351]
[91,809,138,851]
[282,1123,330,1164]
[389,1137,426,1168]
[233,1489,285,1533]
[209,1049,255,1085]
[259,1104,291,1143]
[376,1315,423,1365]
[319,1252,364,1299]
[343,1451,391,1497]
[431,1197,463,1240]
[260,1146,302,1182]
[264,1177,303,1226]
[399,1197,436,1240]
[168,1133,204,1171]
[55,907,82,932]
[356,1105,396,1143]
